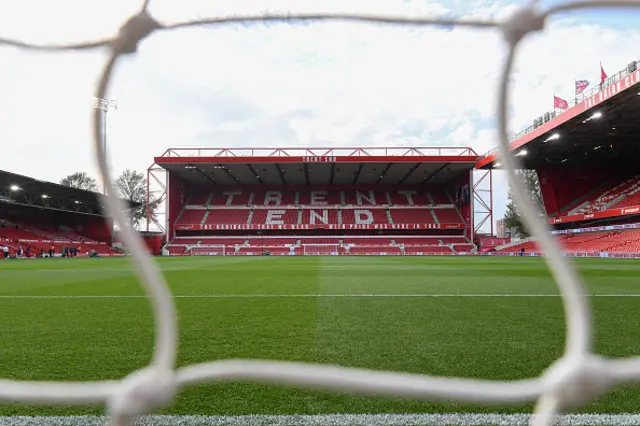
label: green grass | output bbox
[0,255,639,416]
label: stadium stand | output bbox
[497,227,640,255]
[174,190,464,227]
[474,57,640,256]
[0,209,119,257]
[566,176,640,216]
[153,148,478,256]
[0,170,142,257]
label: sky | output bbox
[0,0,639,231]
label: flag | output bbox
[554,95,568,110]
[600,63,608,85]
[575,80,590,96]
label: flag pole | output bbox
[600,62,603,89]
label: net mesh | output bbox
[2,1,640,425]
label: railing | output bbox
[551,221,640,235]
[482,59,640,158]
[159,146,479,158]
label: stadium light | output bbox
[41,194,49,199]
[75,200,82,204]
[583,111,602,123]
[543,133,560,143]
[516,150,527,157]
[494,162,502,168]
[93,97,118,195]
[9,184,20,191]
[185,165,196,169]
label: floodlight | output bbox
[543,133,560,143]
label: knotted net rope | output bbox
[2,1,640,425]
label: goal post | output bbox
[187,244,227,256]
[302,244,340,256]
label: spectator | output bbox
[2,245,8,259]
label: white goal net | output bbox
[3,1,640,426]
[302,244,340,256]
[187,245,226,256]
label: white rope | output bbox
[1,1,639,425]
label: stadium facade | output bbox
[151,147,484,256]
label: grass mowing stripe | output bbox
[1,414,639,425]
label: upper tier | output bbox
[186,188,453,207]
[174,188,467,230]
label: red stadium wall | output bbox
[140,234,164,255]
[167,171,184,240]
[446,172,472,239]
[73,215,112,243]
[537,167,624,216]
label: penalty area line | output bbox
[0,414,638,425]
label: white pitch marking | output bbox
[0,294,639,299]
[0,413,639,426]
[0,266,440,272]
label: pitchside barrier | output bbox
[4,1,640,426]
[468,251,640,259]
[225,251,640,258]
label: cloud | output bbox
[0,0,638,231]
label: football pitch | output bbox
[0,256,639,425]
